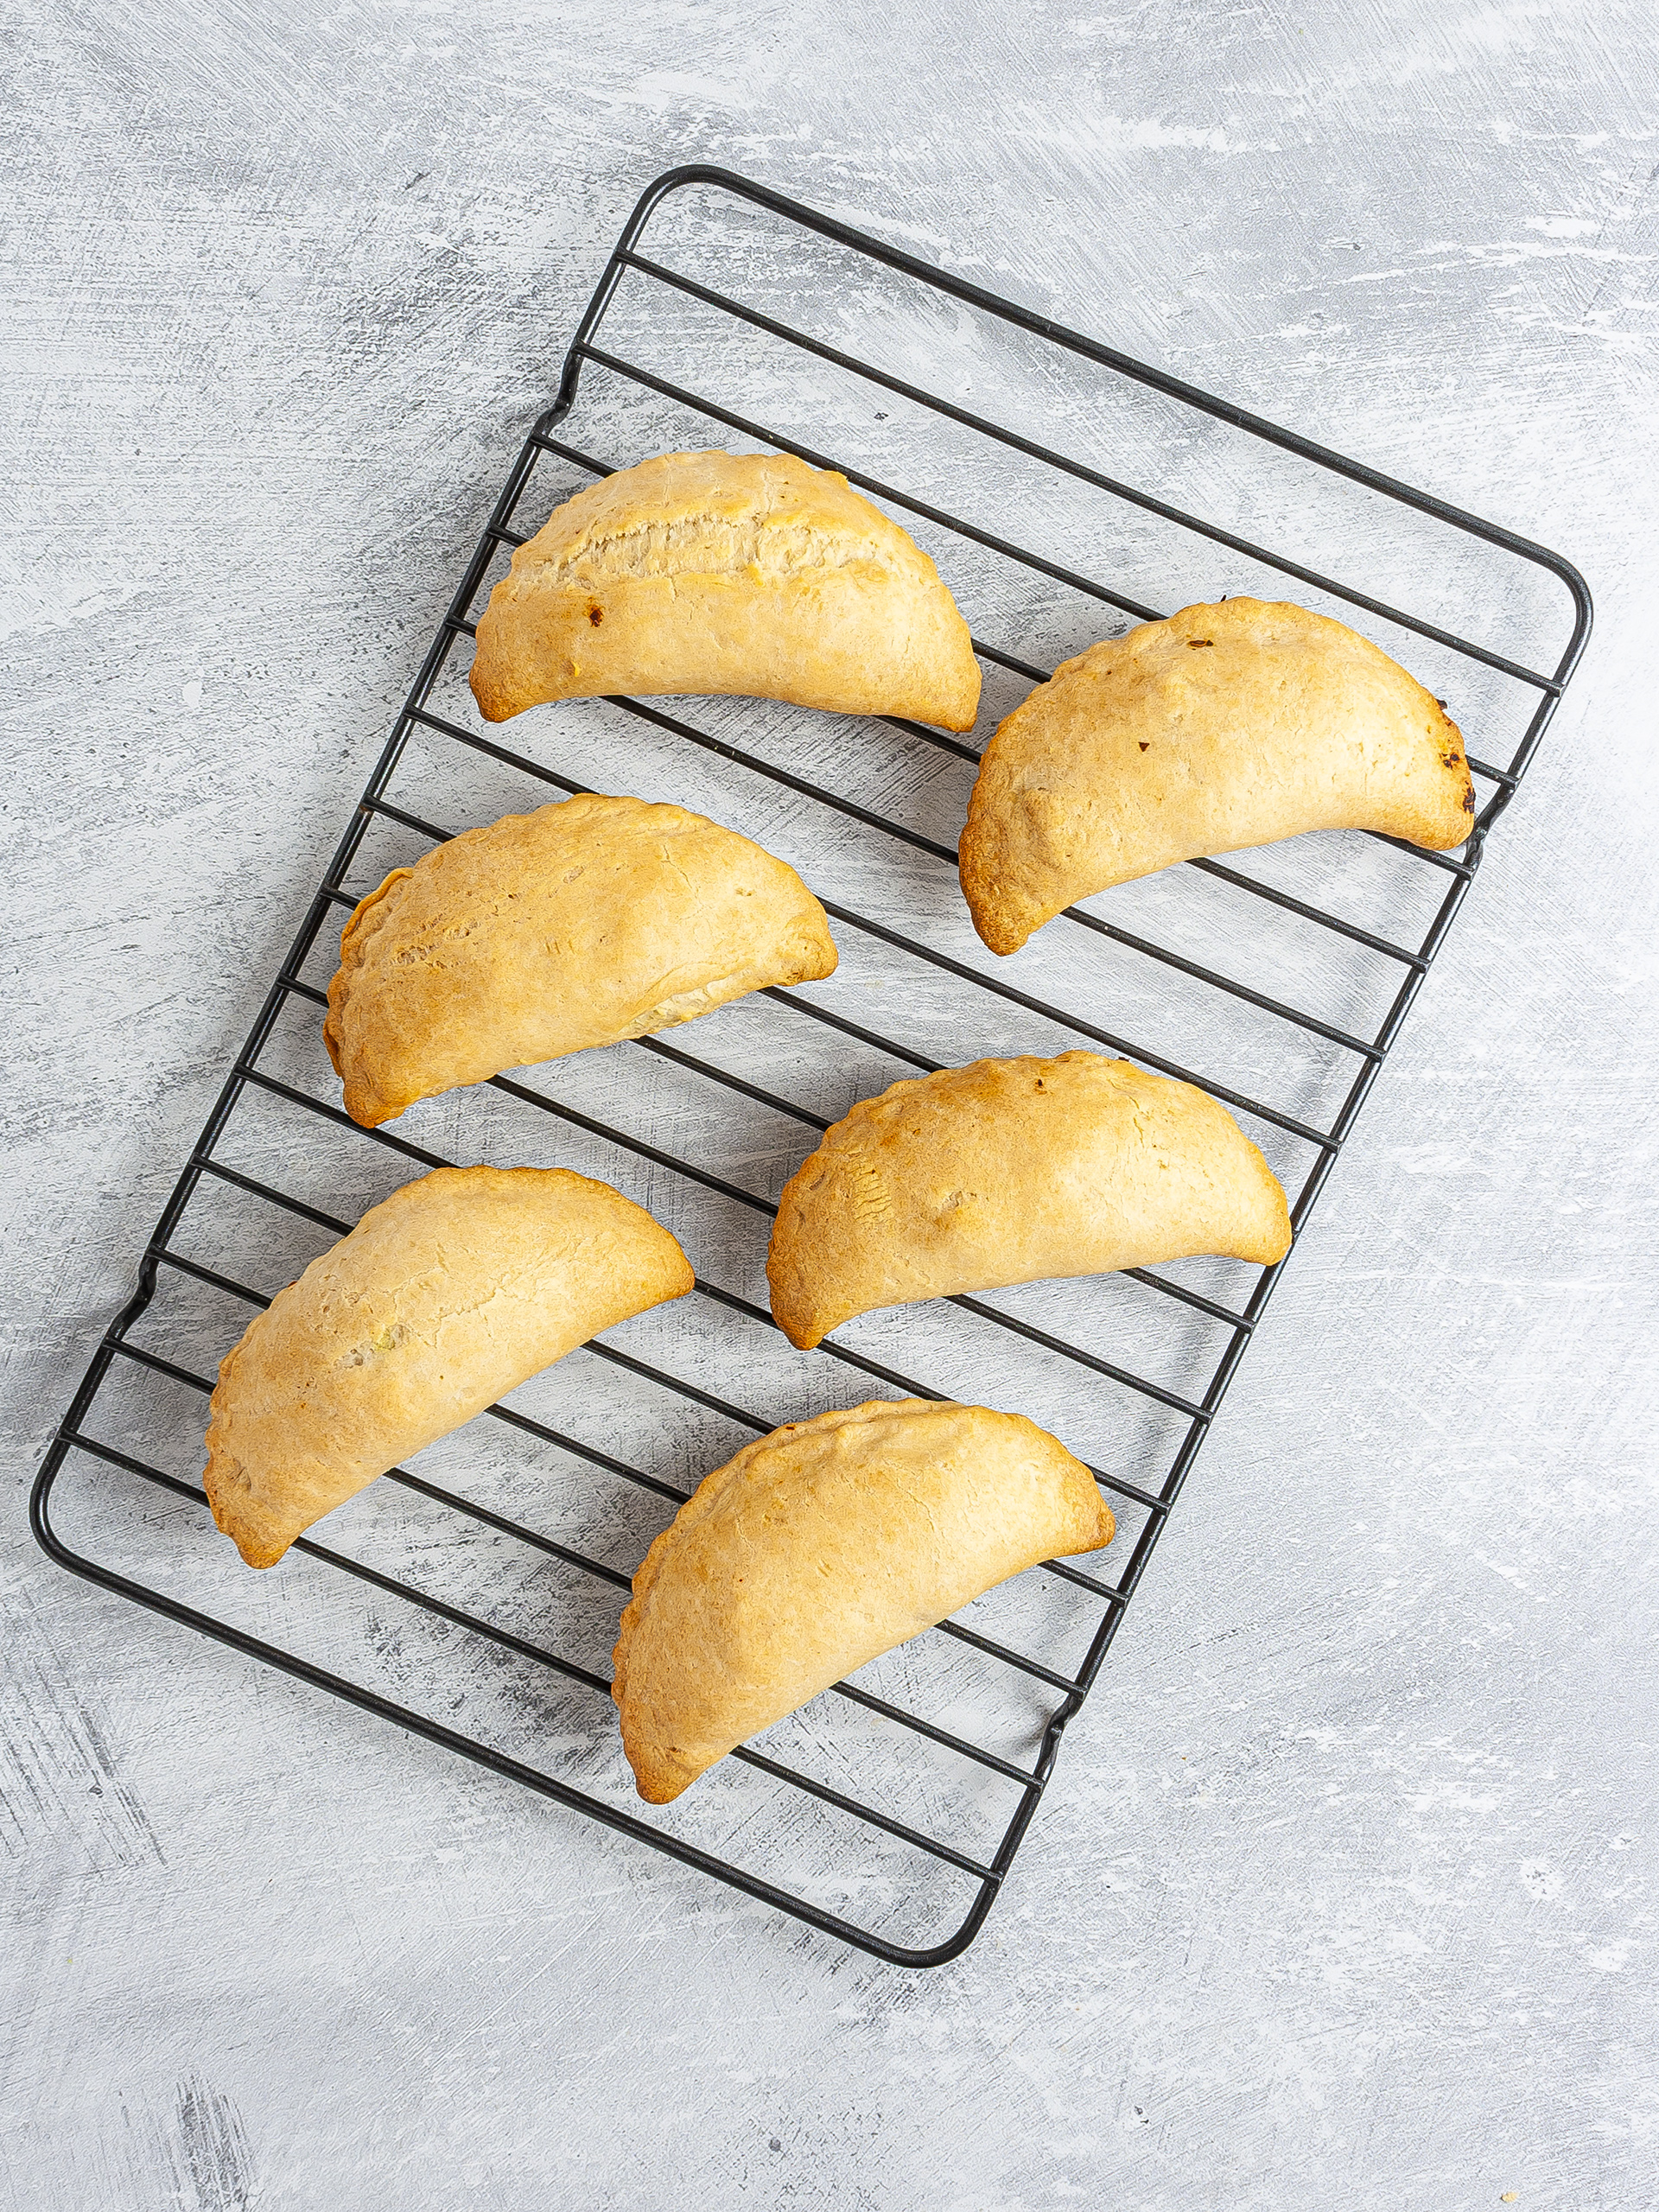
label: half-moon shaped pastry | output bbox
[204,1165,693,1569]
[612,1398,1113,1803]
[958,597,1476,953]
[767,1052,1291,1349]
[468,448,982,730]
[324,792,837,1128]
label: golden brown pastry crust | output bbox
[767,1052,1291,1349]
[323,792,837,1128]
[958,597,1476,953]
[612,1398,1112,1803]
[468,448,982,731]
[204,1166,693,1569]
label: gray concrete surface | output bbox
[3,3,1656,2207]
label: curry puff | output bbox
[767,1052,1292,1349]
[204,1166,692,1568]
[959,596,1476,954]
[612,1399,1113,1803]
[468,448,982,730]
[324,792,837,1128]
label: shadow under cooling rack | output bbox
[32,166,1591,1967]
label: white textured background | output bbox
[3,3,1657,2207]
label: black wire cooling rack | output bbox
[32,168,1592,1967]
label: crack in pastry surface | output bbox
[467,448,982,728]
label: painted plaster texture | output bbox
[3,3,1656,2208]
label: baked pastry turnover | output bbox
[959,597,1477,953]
[612,1398,1113,1802]
[324,792,837,1128]
[204,1166,693,1568]
[767,1052,1291,1349]
[468,448,982,730]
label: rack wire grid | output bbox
[33,167,1592,1967]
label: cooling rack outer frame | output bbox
[30,164,1593,1970]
